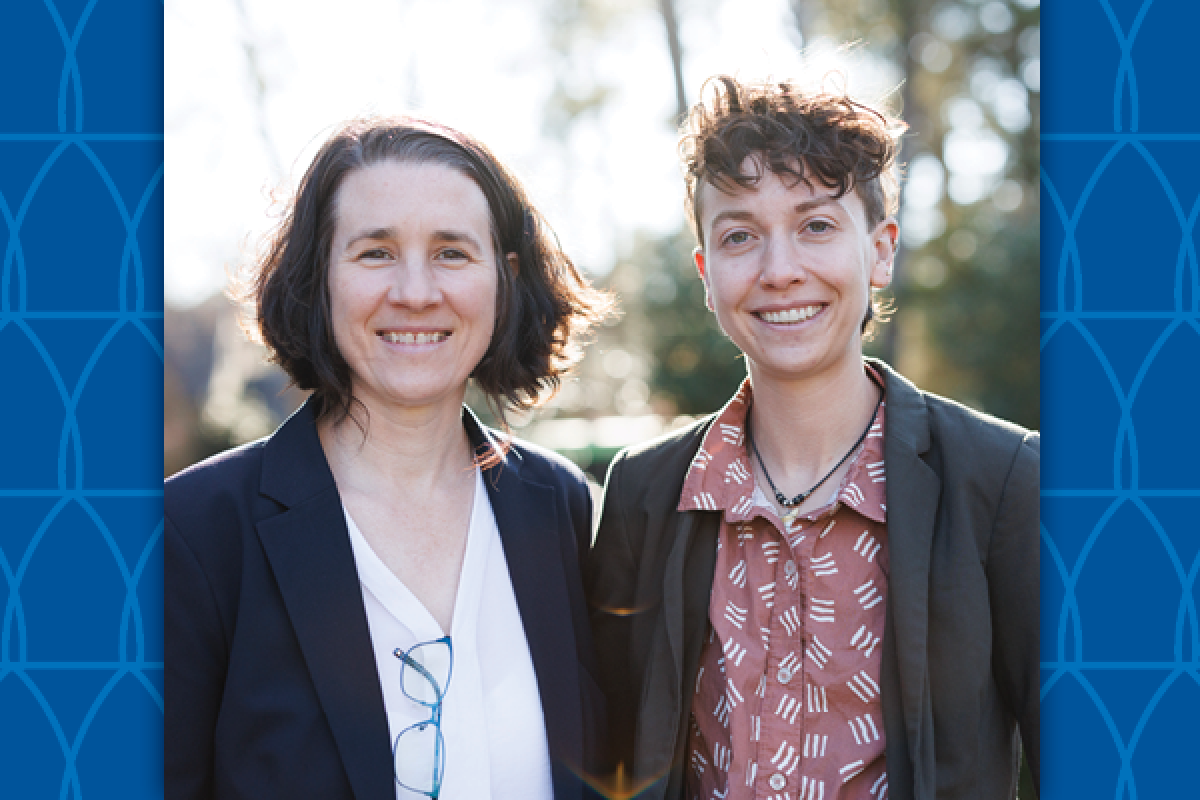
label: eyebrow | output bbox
[344,227,397,250]
[343,228,484,252]
[707,196,839,232]
[430,230,485,251]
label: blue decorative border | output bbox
[3,0,1199,796]
[1,0,163,797]
[1039,1,1199,798]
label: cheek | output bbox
[707,266,748,310]
[328,277,363,330]
[484,263,501,316]
[458,269,500,339]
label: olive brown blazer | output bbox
[586,359,1039,800]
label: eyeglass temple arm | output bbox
[398,651,446,704]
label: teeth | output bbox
[380,331,449,344]
[759,305,821,323]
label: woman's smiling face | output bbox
[694,158,897,388]
[327,160,499,416]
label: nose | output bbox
[758,237,809,289]
[387,258,441,310]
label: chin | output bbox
[749,350,843,381]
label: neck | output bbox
[746,357,881,492]
[318,394,474,496]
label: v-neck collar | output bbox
[342,467,494,643]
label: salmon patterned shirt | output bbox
[681,378,890,800]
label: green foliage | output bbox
[621,229,747,415]
[891,0,1040,429]
[909,208,1039,428]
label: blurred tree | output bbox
[539,0,637,137]
[608,229,746,417]
[659,0,688,119]
[894,0,1040,429]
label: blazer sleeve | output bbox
[586,450,640,777]
[164,513,228,800]
[986,431,1040,793]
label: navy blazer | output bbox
[165,400,604,800]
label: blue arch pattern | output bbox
[1041,1,1200,799]
[1,0,163,797]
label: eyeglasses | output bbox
[392,636,453,798]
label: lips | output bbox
[756,304,824,324]
[378,330,450,344]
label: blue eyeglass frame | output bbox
[392,635,453,798]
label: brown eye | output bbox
[437,248,470,263]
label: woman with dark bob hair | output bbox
[165,117,612,800]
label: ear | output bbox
[506,252,519,277]
[869,218,899,289]
[693,246,714,311]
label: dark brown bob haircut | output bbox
[680,76,904,331]
[246,116,612,423]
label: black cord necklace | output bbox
[747,377,885,509]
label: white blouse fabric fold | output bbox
[344,468,554,800]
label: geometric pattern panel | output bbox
[1041,1,1199,798]
[1,0,163,797]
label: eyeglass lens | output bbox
[394,720,445,794]
[400,639,452,706]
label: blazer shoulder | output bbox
[922,390,1035,457]
[166,438,268,510]
[919,390,1039,505]
[605,415,715,508]
[164,438,277,554]
[504,433,590,494]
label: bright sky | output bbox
[164,0,898,308]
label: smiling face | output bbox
[327,160,500,416]
[694,158,897,389]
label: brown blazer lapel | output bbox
[636,506,720,799]
[872,359,942,798]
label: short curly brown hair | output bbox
[680,76,904,331]
[681,75,903,241]
[245,117,612,422]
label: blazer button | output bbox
[777,665,794,684]
[769,773,787,791]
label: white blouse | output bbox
[344,468,554,800]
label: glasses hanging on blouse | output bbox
[392,636,453,798]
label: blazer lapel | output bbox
[872,359,941,798]
[468,411,585,785]
[255,402,394,800]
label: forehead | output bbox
[695,158,868,228]
[334,160,491,231]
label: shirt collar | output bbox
[677,375,887,526]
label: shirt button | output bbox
[777,665,793,684]
[769,773,787,790]
[784,559,798,578]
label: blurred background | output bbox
[164,0,1039,483]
